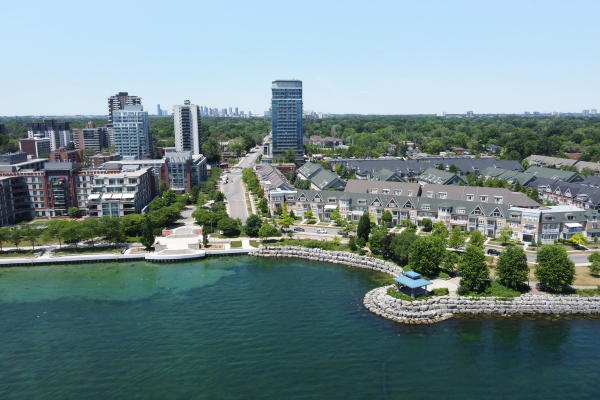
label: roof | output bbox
[310,169,346,190]
[372,168,406,182]
[481,167,537,185]
[298,161,322,179]
[344,180,421,196]
[419,184,540,208]
[393,276,433,289]
[256,163,294,191]
[524,166,583,183]
[419,168,466,185]
[526,155,578,168]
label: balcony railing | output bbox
[522,228,536,234]
[451,220,467,225]
[542,228,559,234]
[563,228,582,234]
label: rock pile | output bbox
[364,286,600,324]
[252,245,403,276]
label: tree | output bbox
[421,218,432,232]
[496,246,529,289]
[368,225,388,255]
[331,205,342,225]
[349,235,358,251]
[163,189,177,206]
[140,216,156,250]
[60,220,82,247]
[588,253,600,276]
[381,210,392,227]
[189,185,200,204]
[258,221,279,239]
[244,214,263,237]
[357,210,371,242]
[202,227,210,248]
[431,221,449,243]
[437,163,445,171]
[42,220,68,248]
[331,235,341,245]
[388,229,418,265]
[68,207,81,218]
[498,226,514,244]
[218,217,241,237]
[448,227,466,249]
[469,230,486,248]
[535,245,576,291]
[100,217,124,244]
[20,225,44,250]
[408,236,445,276]
[570,233,588,246]
[80,218,101,246]
[279,203,295,230]
[9,228,21,250]
[159,180,167,193]
[304,209,316,224]
[0,227,9,251]
[258,198,269,214]
[121,214,146,237]
[449,164,458,174]
[457,245,489,293]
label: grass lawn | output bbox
[230,241,242,248]
[521,264,600,287]
[54,246,125,255]
[249,240,261,248]
[0,250,35,258]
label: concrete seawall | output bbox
[251,245,403,276]
[364,286,600,324]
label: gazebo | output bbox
[393,271,433,298]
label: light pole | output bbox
[210,219,213,243]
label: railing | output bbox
[522,228,536,234]
[451,220,467,225]
[542,228,559,234]
[563,228,582,234]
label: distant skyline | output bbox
[0,0,598,116]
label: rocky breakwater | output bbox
[364,286,600,324]
[252,245,403,276]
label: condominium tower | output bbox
[173,100,202,154]
[107,92,142,146]
[112,105,152,159]
[271,79,303,160]
[27,119,71,151]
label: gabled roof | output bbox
[419,168,466,185]
[524,166,583,183]
[298,161,323,179]
[344,180,420,195]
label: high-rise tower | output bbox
[173,100,202,154]
[112,105,151,159]
[107,92,141,146]
[271,79,303,160]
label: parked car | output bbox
[317,228,328,234]
[487,248,502,256]
[536,283,548,292]
[337,230,344,235]
[294,227,305,232]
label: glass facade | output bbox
[271,80,303,159]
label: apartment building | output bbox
[49,148,84,163]
[268,189,599,243]
[173,100,202,154]
[271,80,304,160]
[529,178,600,210]
[19,138,51,158]
[297,161,346,190]
[27,119,71,151]
[86,166,155,217]
[73,122,109,152]
[112,105,152,159]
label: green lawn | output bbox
[0,250,35,258]
[249,240,261,248]
[230,241,242,248]
[54,246,125,255]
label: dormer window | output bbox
[494,196,503,204]
[480,195,488,202]
[427,191,433,198]
[382,189,389,194]
[466,194,474,201]
[439,192,447,199]
[408,190,413,196]
[371,188,378,194]
[394,189,401,195]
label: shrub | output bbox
[432,288,449,296]
[438,272,450,279]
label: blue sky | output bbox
[1,0,598,116]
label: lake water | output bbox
[0,257,599,399]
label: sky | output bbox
[0,0,598,116]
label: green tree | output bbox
[431,221,449,243]
[535,246,576,291]
[349,235,358,251]
[159,180,167,193]
[20,225,44,250]
[449,164,458,173]
[258,221,279,239]
[331,205,342,225]
[42,220,68,248]
[389,229,419,265]
[100,217,124,244]
[331,235,341,245]
[80,218,101,247]
[437,163,445,170]
[368,225,388,255]
[421,218,432,232]
[469,229,486,248]
[202,227,209,248]
[357,210,371,242]
[448,227,466,249]
[163,189,177,206]
[496,246,529,289]
[304,209,316,224]
[121,214,146,237]
[457,245,489,292]
[408,236,445,276]
[0,227,9,250]
[218,217,241,237]
[588,253,600,276]
[68,207,81,218]
[141,216,156,249]
[244,214,263,237]
[60,220,82,247]
[9,228,22,250]
[570,233,588,246]
[381,210,392,227]
[498,225,514,244]
[258,198,269,214]
[189,185,200,204]
[279,203,295,230]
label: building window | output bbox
[457,209,465,214]
[394,190,401,195]
[423,206,430,211]
[480,196,488,202]
[407,191,413,196]
[427,191,433,198]
[439,192,447,199]
[466,195,474,201]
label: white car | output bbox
[317,228,328,234]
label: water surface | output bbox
[0,257,599,399]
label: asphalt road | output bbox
[222,148,263,224]
[483,246,592,265]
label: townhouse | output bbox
[297,161,346,190]
[529,178,600,210]
[268,189,599,243]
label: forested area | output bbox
[303,116,600,162]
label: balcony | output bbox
[522,228,536,234]
[451,220,467,225]
[563,228,582,234]
[542,229,559,234]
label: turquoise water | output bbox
[0,257,599,399]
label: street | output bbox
[483,246,592,265]
[222,147,262,224]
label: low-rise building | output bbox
[297,161,346,191]
[19,138,51,158]
[49,148,84,163]
[523,166,583,183]
[419,168,466,185]
[89,152,121,168]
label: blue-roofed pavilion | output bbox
[393,271,433,298]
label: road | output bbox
[222,148,262,224]
[483,246,592,265]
